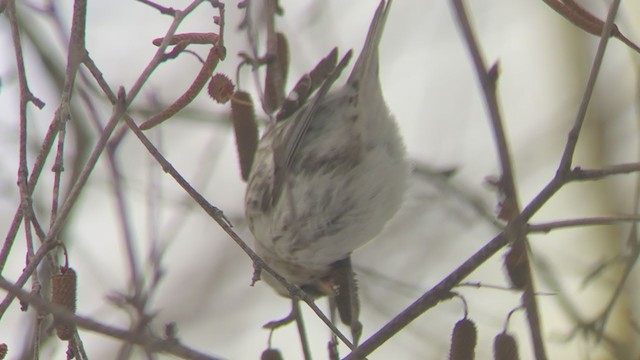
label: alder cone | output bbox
[208,73,234,104]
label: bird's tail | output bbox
[347,0,393,87]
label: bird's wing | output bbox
[273,51,353,172]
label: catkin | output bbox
[0,343,7,359]
[264,32,289,113]
[493,332,520,360]
[230,91,259,181]
[261,348,283,360]
[51,267,77,340]
[504,244,528,289]
[449,318,477,360]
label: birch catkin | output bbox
[51,267,77,340]
[449,318,477,360]
[493,332,520,360]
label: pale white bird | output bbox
[245,0,408,311]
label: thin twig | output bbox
[136,0,176,16]
[570,163,640,180]
[557,0,621,172]
[139,45,225,129]
[292,299,312,360]
[46,0,89,269]
[50,106,68,237]
[592,244,639,336]
[528,215,640,233]
[105,147,142,296]
[127,0,208,105]
[6,0,41,310]
[449,0,546,357]
[71,331,90,360]
[0,113,64,272]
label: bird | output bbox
[244,0,408,337]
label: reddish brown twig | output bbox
[152,32,218,46]
[136,0,176,16]
[140,4,227,130]
[541,0,640,53]
[139,45,226,130]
